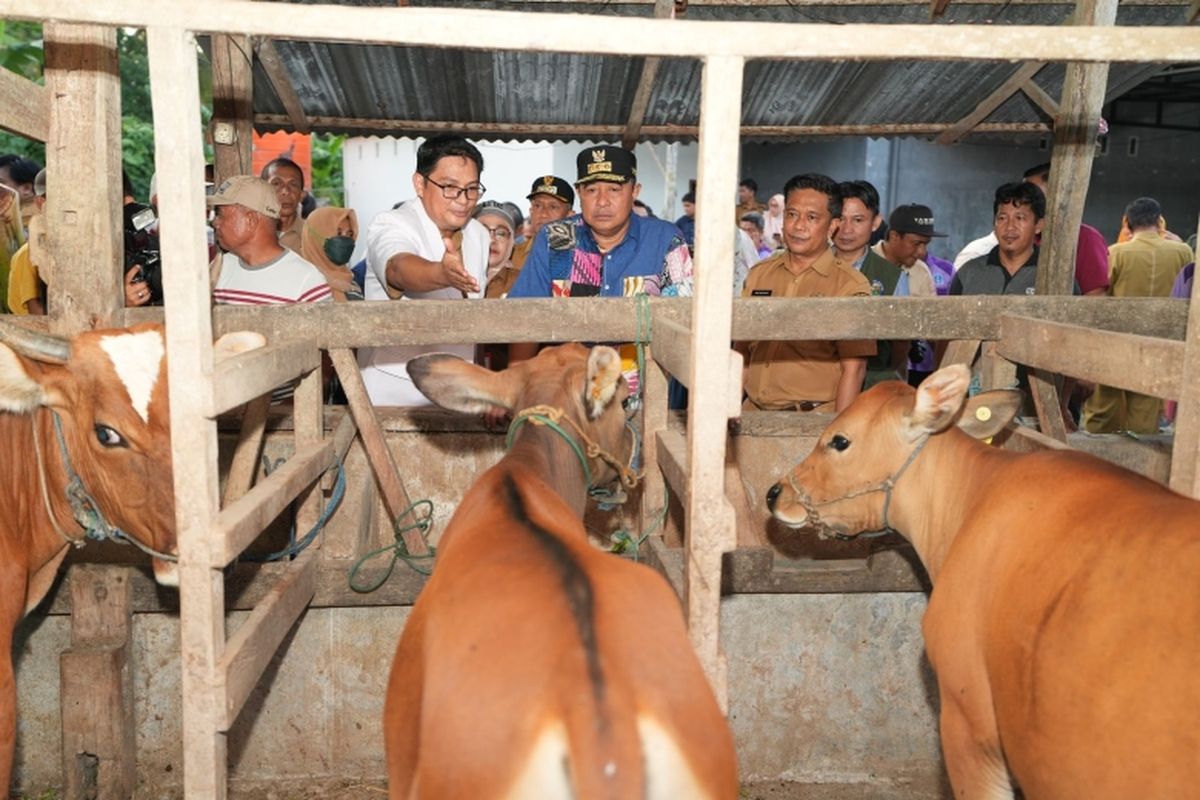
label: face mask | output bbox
[323,235,355,265]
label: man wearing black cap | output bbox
[507,145,692,374]
[511,175,574,271]
[873,203,943,298]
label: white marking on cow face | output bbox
[99,331,164,425]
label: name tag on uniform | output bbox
[751,289,772,297]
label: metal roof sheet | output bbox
[248,0,1193,142]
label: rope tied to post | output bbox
[348,499,438,593]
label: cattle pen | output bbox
[2,0,1199,797]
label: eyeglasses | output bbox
[483,225,512,241]
[424,175,486,202]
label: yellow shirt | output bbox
[0,194,26,314]
[6,242,41,315]
[1108,231,1193,298]
[741,248,875,408]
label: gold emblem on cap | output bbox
[592,149,607,163]
[542,175,554,185]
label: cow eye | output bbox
[94,424,127,448]
[828,434,851,452]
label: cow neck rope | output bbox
[505,404,640,497]
[787,433,930,539]
[33,409,178,562]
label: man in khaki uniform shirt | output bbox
[739,173,875,413]
[1082,196,1193,434]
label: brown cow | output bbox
[384,344,738,800]
[0,321,261,793]
[765,364,1200,799]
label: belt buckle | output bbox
[796,400,822,412]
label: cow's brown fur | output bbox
[384,344,737,800]
[768,365,1200,799]
[0,323,178,793]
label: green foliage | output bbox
[122,116,157,202]
[311,134,346,208]
[0,21,46,163]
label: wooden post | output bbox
[147,25,228,800]
[42,22,124,333]
[1170,216,1200,498]
[1028,0,1118,442]
[640,356,670,541]
[210,34,254,184]
[685,54,743,710]
[60,566,136,800]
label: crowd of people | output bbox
[1,139,1193,435]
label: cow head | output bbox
[408,344,635,490]
[765,366,1019,539]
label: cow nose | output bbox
[766,482,782,511]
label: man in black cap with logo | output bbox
[511,175,574,271]
[872,203,944,298]
[507,145,692,378]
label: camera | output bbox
[124,202,163,305]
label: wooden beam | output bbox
[656,428,690,508]
[213,437,337,566]
[256,113,1049,140]
[43,22,124,333]
[649,313,744,417]
[219,549,318,729]
[929,0,953,19]
[6,2,1200,63]
[253,38,310,134]
[1170,222,1200,497]
[937,61,1046,145]
[1038,0,1119,297]
[222,397,271,506]
[1021,77,1061,119]
[640,358,671,538]
[147,24,227,799]
[622,0,674,148]
[0,68,49,141]
[685,53,743,710]
[117,295,1192,348]
[1188,0,1200,24]
[997,315,1183,398]
[207,343,320,417]
[210,33,254,183]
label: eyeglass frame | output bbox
[423,175,487,202]
[481,224,513,241]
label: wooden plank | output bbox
[649,313,740,416]
[146,24,228,800]
[978,340,1018,391]
[1037,0,1118,298]
[60,566,135,800]
[328,348,430,556]
[1028,370,1068,442]
[208,343,320,417]
[929,0,953,19]
[643,535,685,599]
[221,397,271,506]
[256,114,1050,139]
[640,358,670,538]
[218,549,318,729]
[162,296,1189,351]
[1170,225,1200,497]
[685,53,743,710]
[43,22,123,333]
[292,366,324,547]
[622,0,674,148]
[937,61,1046,145]
[997,315,1183,398]
[1021,77,1060,119]
[210,33,254,183]
[213,438,337,566]
[656,429,690,509]
[0,67,49,141]
[940,338,981,367]
[1189,0,1200,24]
[7,3,1200,63]
[254,38,310,134]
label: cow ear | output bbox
[407,353,520,414]
[0,343,51,412]
[584,346,623,419]
[957,390,1022,440]
[214,331,267,362]
[904,364,971,440]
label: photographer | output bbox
[124,199,160,307]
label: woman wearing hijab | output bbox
[762,192,784,251]
[300,206,362,300]
[474,201,519,299]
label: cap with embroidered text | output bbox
[527,175,575,207]
[888,203,946,238]
[206,175,281,219]
[575,146,637,186]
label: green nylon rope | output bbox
[347,499,437,593]
[505,411,594,487]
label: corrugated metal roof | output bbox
[247,0,1194,143]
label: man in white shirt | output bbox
[359,135,490,406]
